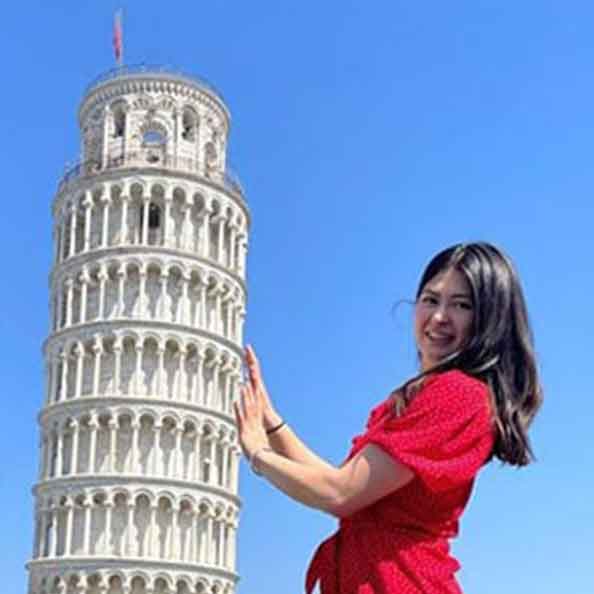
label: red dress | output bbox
[305,370,495,594]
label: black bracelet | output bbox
[266,420,286,435]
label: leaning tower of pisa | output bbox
[27,65,249,594]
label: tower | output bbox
[27,65,248,594]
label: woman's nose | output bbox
[432,305,449,323]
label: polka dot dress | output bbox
[305,370,495,594]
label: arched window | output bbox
[113,106,126,138]
[182,108,197,142]
[139,202,163,245]
[148,203,161,229]
[143,129,166,146]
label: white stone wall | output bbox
[53,178,247,274]
[29,71,246,594]
[79,76,229,181]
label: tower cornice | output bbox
[78,65,230,132]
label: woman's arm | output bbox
[244,345,334,471]
[251,442,414,518]
[266,414,336,472]
[235,373,414,518]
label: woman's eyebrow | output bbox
[423,288,471,299]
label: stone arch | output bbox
[145,260,164,320]
[181,105,199,140]
[175,577,194,594]
[110,181,125,199]
[139,116,171,140]
[64,572,83,594]
[141,183,166,246]
[188,191,207,254]
[114,405,136,422]
[170,186,189,250]
[157,413,178,478]
[138,412,157,476]
[131,95,153,111]
[106,572,125,594]
[162,264,184,324]
[165,260,186,277]
[153,575,174,594]
[103,259,122,320]
[108,97,129,138]
[113,409,135,472]
[132,487,154,505]
[159,410,182,427]
[197,497,214,516]
[157,95,177,111]
[87,490,109,556]
[129,574,149,594]
[122,259,142,318]
[204,141,218,174]
[94,410,114,474]
[111,491,131,555]
[86,572,105,592]
[154,496,174,560]
[119,333,140,397]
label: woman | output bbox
[234,242,542,594]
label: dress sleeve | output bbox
[364,370,494,493]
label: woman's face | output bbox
[415,267,474,371]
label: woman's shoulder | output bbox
[421,369,490,408]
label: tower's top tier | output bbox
[72,64,235,193]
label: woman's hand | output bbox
[244,345,283,431]
[234,380,269,460]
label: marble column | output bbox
[89,417,98,474]
[141,197,150,245]
[56,431,64,478]
[59,209,67,262]
[108,419,117,473]
[83,193,93,252]
[163,198,172,247]
[130,421,140,474]
[148,505,157,558]
[217,216,226,264]
[101,196,112,248]
[65,278,74,327]
[74,344,85,399]
[84,502,92,554]
[229,226,238,270]
[69,205,78,257]
[138,270,147,317]
[71,420,80,475]
[134,343,143,395]
[177,348,187,401]
[120,195,129,245]
[80,268,90,323]
[113,341,123,396]
[104,502,113,555]
[126,503,134,555]
[49,507,58,558]
[98,266,108,319]
[59,351,68,402]
[64,503,74,556]
[92,337,103,396]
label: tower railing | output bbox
[58,151,244,197]
[84,63,225,104]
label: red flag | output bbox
[113,10,123,65]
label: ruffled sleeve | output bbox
[364,370,494,493]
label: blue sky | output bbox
[1,2,593,593]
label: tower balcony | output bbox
[58,151,244,198]
[84,63,226,107]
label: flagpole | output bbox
[113,9,124,68]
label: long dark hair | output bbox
[393,242,542,467]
